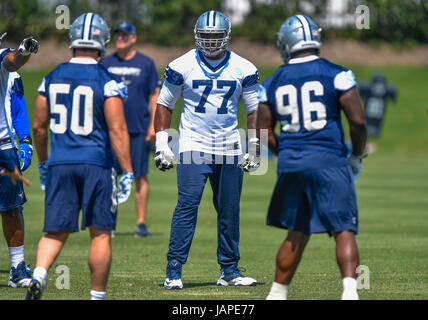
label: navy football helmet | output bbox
[277,15,322,63]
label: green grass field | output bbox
[0,64,428,300]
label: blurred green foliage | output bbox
[1,0,428,46]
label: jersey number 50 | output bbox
[275,81,327,132]
[49,83,94,136]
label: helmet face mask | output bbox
[277,15,322,64]
[69,13,110,58]
[194,11,231,58]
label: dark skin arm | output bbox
[2,51,30,72]
[256,102,279,155]
[340,88,367,156]
[154,104,172,132]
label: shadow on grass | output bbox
[0,270,9,274]
[113,232,163,237]
[158,282,265,288]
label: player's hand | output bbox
[0,165,31,187]
[18,143,33,172]
[238,138,260,173]
[38,161,48,190]
[18,36,39,56]
[117,172,134,204]
[155,131,175,171]
[349,153,367,180]
[146,126,156,143]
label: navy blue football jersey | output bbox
[259,55,357,172]
[38,57,127,168]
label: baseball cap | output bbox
[114,22,136,35]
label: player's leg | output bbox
[165,151,210,289]
[1,208,32,287]
[26,164,80,300]
[131,133,151,237]
[266,230,310,299]
[134,175,150,236]
[88,227,112,300]
[309,165,360,300]
[210,156,256,286]
[333,230,359,300]
[27,231,70,299]
[81,165,118,300]
[0,148,30,288]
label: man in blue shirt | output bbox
[101,22,161,237]
[258,15,367,300]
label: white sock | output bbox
[90,290,106,300]
[266,282,289,300]
[342,277,357,292]
[33,266,48,283]
[8,245,25,268]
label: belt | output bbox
[0,137,12,146]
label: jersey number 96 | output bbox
[275,80,327,132]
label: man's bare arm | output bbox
[104,97,133,173]
[146,87,161,142]
[32,95,50,162]
[340,89,367,156]
[256,102,278,155]
[154,104,172,132]
[2,51,30,72]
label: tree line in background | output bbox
[1,0,428,47]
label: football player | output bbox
[155,10,258,289]
[0,33,38,288]
[27,13,133,300]
[258,15,367,300]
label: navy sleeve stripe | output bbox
[164,66,184,86]
[0,48,12,65]
[242,72,259,88]
[12,77,24,94]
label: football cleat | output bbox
[217,267,257,286]
[135,223,150,237]
[8,261,32,288]
[164,259,183,290]
[26,278,45,300]
[164,278,183,290]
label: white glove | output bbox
[154,131,175,171]
[238,137,260,173]
[349,153,367,180]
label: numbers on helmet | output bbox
[275,80,327,132]
[49,83,94,136]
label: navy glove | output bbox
[118,172,134,204]
[38,161,48,191]
[18,143,33,172]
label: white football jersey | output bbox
[0,48,20,150]
[157,49,259,156]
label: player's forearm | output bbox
[154,104,172,132]
[349,123,367,156]
[33,127,48,162]
[3,51,30,72]
[109,128,133,173]
[256,103,278,155]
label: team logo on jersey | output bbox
[234,67,243,77]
